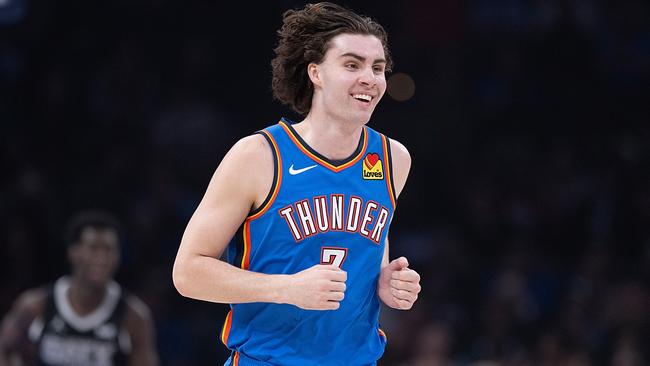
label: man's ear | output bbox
[307,63,322,88]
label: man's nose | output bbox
[358,66,377,87]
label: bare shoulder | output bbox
[207,133,274,210]
[212,133,273,187]
[225,133,273,164]
[121,293,158,364]
[388,138,411,165]
[387,138,412,197]
[12,287,48,317]
[122,294,153,324]
[0,286,48,345]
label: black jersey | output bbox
[27,277,131,366]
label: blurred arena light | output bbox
[387,72,415,102]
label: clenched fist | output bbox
[285,264,347,310]
[377,257,421,310]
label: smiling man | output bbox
[172,3,421,365]
[0,211,159,366]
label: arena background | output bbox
[1,0,648,365]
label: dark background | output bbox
[1,0,648,365]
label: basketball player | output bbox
[172,3,421,365]
[0,211,159,366]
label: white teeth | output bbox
[352,94,372,102]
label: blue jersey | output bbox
[222,118,397,366]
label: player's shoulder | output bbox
[218,130,276,180]
[389,138,410,160]
[227,119,286,159]
[380,134,411,167]
[380,134,411,197]
[123,293,152,320]
[119,292,156,344]
[234,133,270,152]
[11,285,49,317]
[226,132,273,163]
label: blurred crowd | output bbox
[1,0,648,365]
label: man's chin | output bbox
[347,110,374,125]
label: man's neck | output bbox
[67,276,107,316]
[292,113,365,161]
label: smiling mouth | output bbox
[352,93,373,103]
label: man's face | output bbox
[69,227,120,286]
[312,33,387,124]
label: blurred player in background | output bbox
[0,210,159,366]
[173,2,421,365]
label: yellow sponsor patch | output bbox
[362,153,384,180]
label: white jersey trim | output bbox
[119,328,133,353]
[27,317,45,342]
[53,276,122,332]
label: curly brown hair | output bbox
[271,2,393,116]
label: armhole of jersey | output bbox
[381,134,397,208]
[115,295,133,354]
[28,317,45,342]
[29,285,55,343]
[232,221,249,270]
[247,130,282,219]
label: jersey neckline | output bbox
[279,118,368,172]
[53,276,122,332]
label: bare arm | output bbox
[124,296,159,366]
[377,139,421,309]
[389,138,412,201]
[0,289,46,366]
[172,134,346,310]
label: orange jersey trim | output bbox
[378,327,387,340]
[381,135,397,208]
[279,120,367,173]
[248,130,282,221]
[232,351,240,365]
[221,309,233,346]
[240,221,251,270]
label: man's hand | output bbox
[286,264,347,310]
[378,257,421,310]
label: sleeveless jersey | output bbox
[222,118,398,366]
[28,276,131,366]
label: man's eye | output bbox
[346,63,358,69]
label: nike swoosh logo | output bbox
[288,164,318,175]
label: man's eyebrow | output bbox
[340,52,387,64]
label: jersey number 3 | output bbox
[321,247,348,269]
